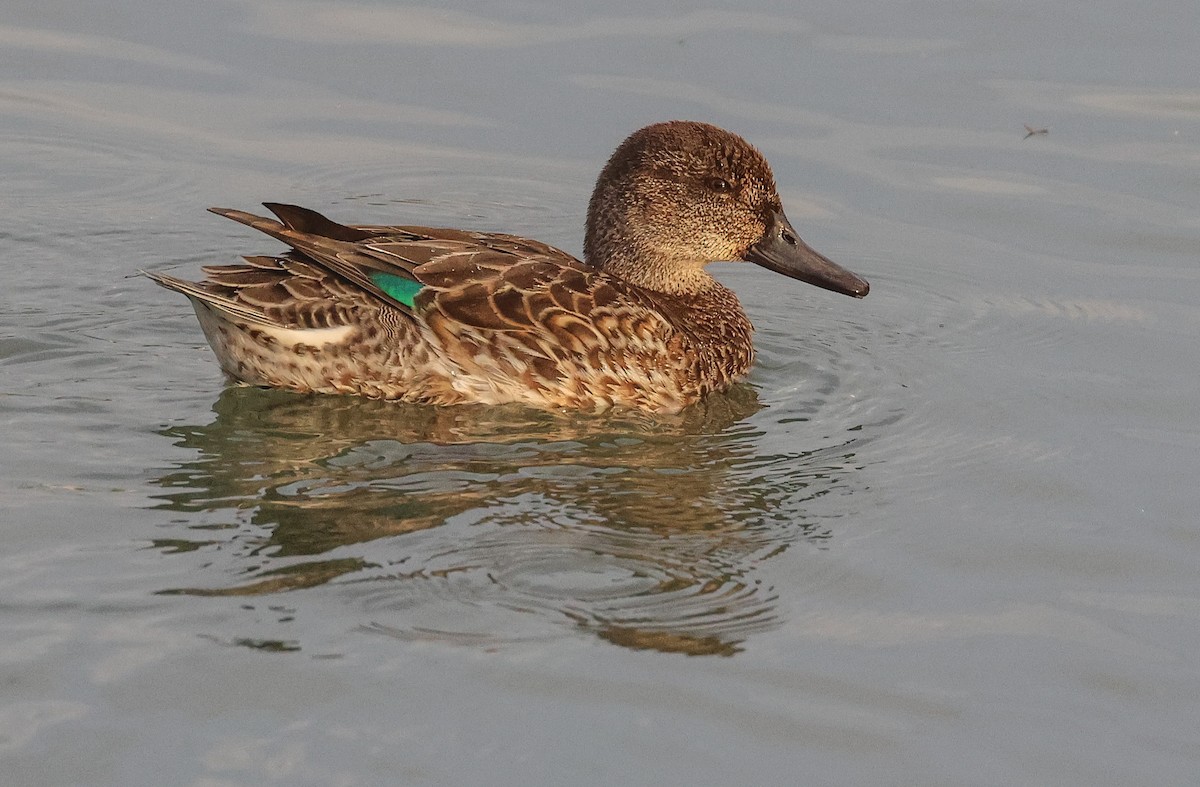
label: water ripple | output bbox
[350,520,783,656]
[0,131,192,212]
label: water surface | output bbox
[3,1,1200,784]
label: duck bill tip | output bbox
[745,217,869,298]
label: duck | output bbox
[148,121,868,413]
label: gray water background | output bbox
[3,0,1200,784]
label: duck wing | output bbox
[207,204,591,314]
[212,203,655,330]
[173,204,671,362]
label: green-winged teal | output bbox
[149,121,869,413]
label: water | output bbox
[3,1,1200,784]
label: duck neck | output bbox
[587,246,755,387]
[588,244,714,294]
[667,275,756,389]
[662,273,754,341]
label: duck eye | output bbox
[707,177,733,194]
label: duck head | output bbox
[584,121,869,298]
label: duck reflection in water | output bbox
[152,387,864,656]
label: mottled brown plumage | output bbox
[148,121,868,413]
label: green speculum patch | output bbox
[369,272,423,308]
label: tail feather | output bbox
[144,270,276,327]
